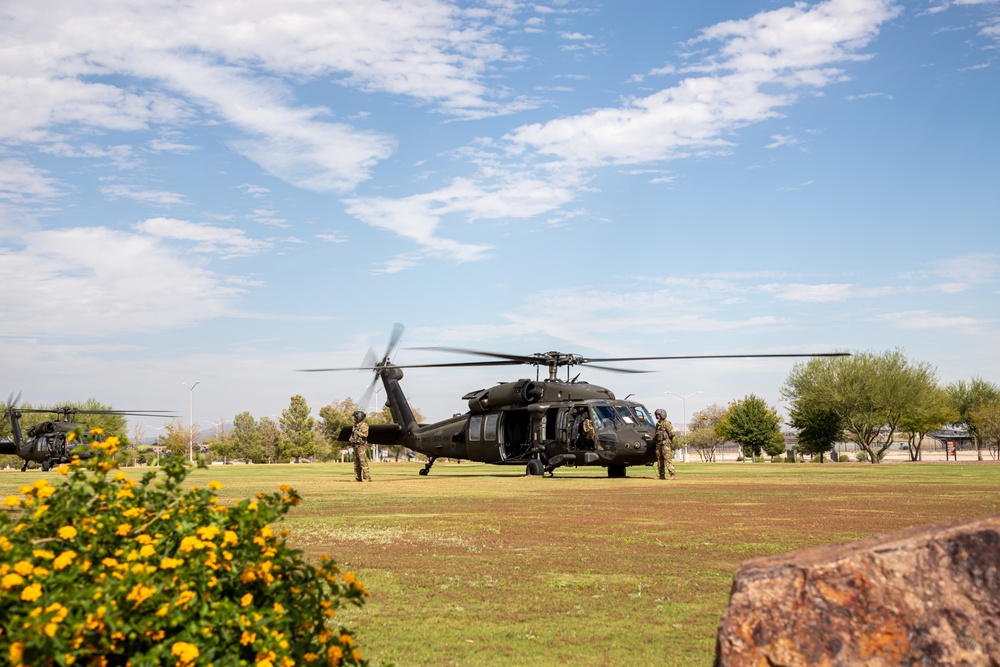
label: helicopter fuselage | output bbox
[343,365,658,476]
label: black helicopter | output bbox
[302,325,849,478]
[0,393,173,471]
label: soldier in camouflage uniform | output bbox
[654,408,676,479]
[582,415,596,450]
[350,410,372,482]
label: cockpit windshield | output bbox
[592,405,622,430]
[614,406,636,425]
[632,405,655,426]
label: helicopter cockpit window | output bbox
[469,415,482,442]
[35,437,48,454]
[633,405,655,426]
[592,405,622,430]
[614,406,636,425]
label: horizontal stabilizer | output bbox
[337,424,403,445]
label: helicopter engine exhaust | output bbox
[469,379,543,413]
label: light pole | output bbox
[665,390,702,463]
[183,381,200,462]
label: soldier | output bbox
[349,410,372,482]
[582,415,597,450]
[654,408,676,479]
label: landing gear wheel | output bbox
[607,465,627,478]
[41,461,50,472]
[526,459,544,476]
[418,468,428,476]
[419,456,437,476]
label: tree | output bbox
[280,395,316,463]
[788,403,843,463]
[717,394,783,461]
[684,404,727,462]
[231,411,264,463]
[158,420,200,460]
[971,402,1000,460]
[259,416,281,464]
[898,385,958,461]
[783,349,939,464]
[947,377,1000,461]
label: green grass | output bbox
[3,460,999,666]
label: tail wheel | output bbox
[607,465,626,478]
[525,459,544,476]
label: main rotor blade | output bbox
[298,360,521,372]
[410,346,542,365]
[582,352,851,363]
[581,364,652,374]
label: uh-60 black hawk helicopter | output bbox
[302,325,848,478]
[0,393,173,471]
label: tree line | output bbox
[150,396,421,465]
[676,349,1000,464]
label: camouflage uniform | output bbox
[654,414,676,479]
[350,420,371,482]
[582,417,596,449]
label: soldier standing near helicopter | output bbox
[654,409,676,479]
[350,410,372,482]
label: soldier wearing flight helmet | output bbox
[349,410,372,482]
[654,409,676,479]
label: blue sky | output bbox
[2,0,998,435]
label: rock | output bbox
[715,515,1000,666]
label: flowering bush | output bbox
[0,428,372,667]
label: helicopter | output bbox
[0,393,173,472]
[302,325,849,478]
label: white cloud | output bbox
[759,282,895,302]
[507,0,900,166]
[0,159,62,202]
[932,252,999,290]
[765,134,800,149]
[869,310,981,330]
[133,217,269,258]
[0,227,245,337]
[101,184,186,206]
[0,0,531,192]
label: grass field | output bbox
[4,460,999,666]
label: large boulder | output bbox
[715,515,1000,666]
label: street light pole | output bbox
[665,390,703,463]
[183,381,200,462]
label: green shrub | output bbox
[855,450,869,462]
[0,428,370,667]
[839,454,849,463]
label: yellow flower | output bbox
[139,544,156,558]
[209,480,222,490]
[44,622,58,637]
[14,561,33,576]
[176,590,196,607]
[116,523,132,536]
[36,485,55,499]
[196,525,220,541]
[33,549,55,560]
[89,427,104,435]
[351,649,363,662]
[339,634,353,648]
[53,551,76,571]
[1,573,24,590]
[160,557,183,569]
[58,525,78,540]
[33,504,50,518]
[56,465,69,475]
[136,534,153,545]
[9,642,24,663]
[247,501,258,511]
[240,630,256,646]
[66,432,76,443]
[21,582,43,601]
[280,484,292,494]
[223,530,239,546]
[240,593,253,607]
[3,496,19,507]
[170,641,200,665]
